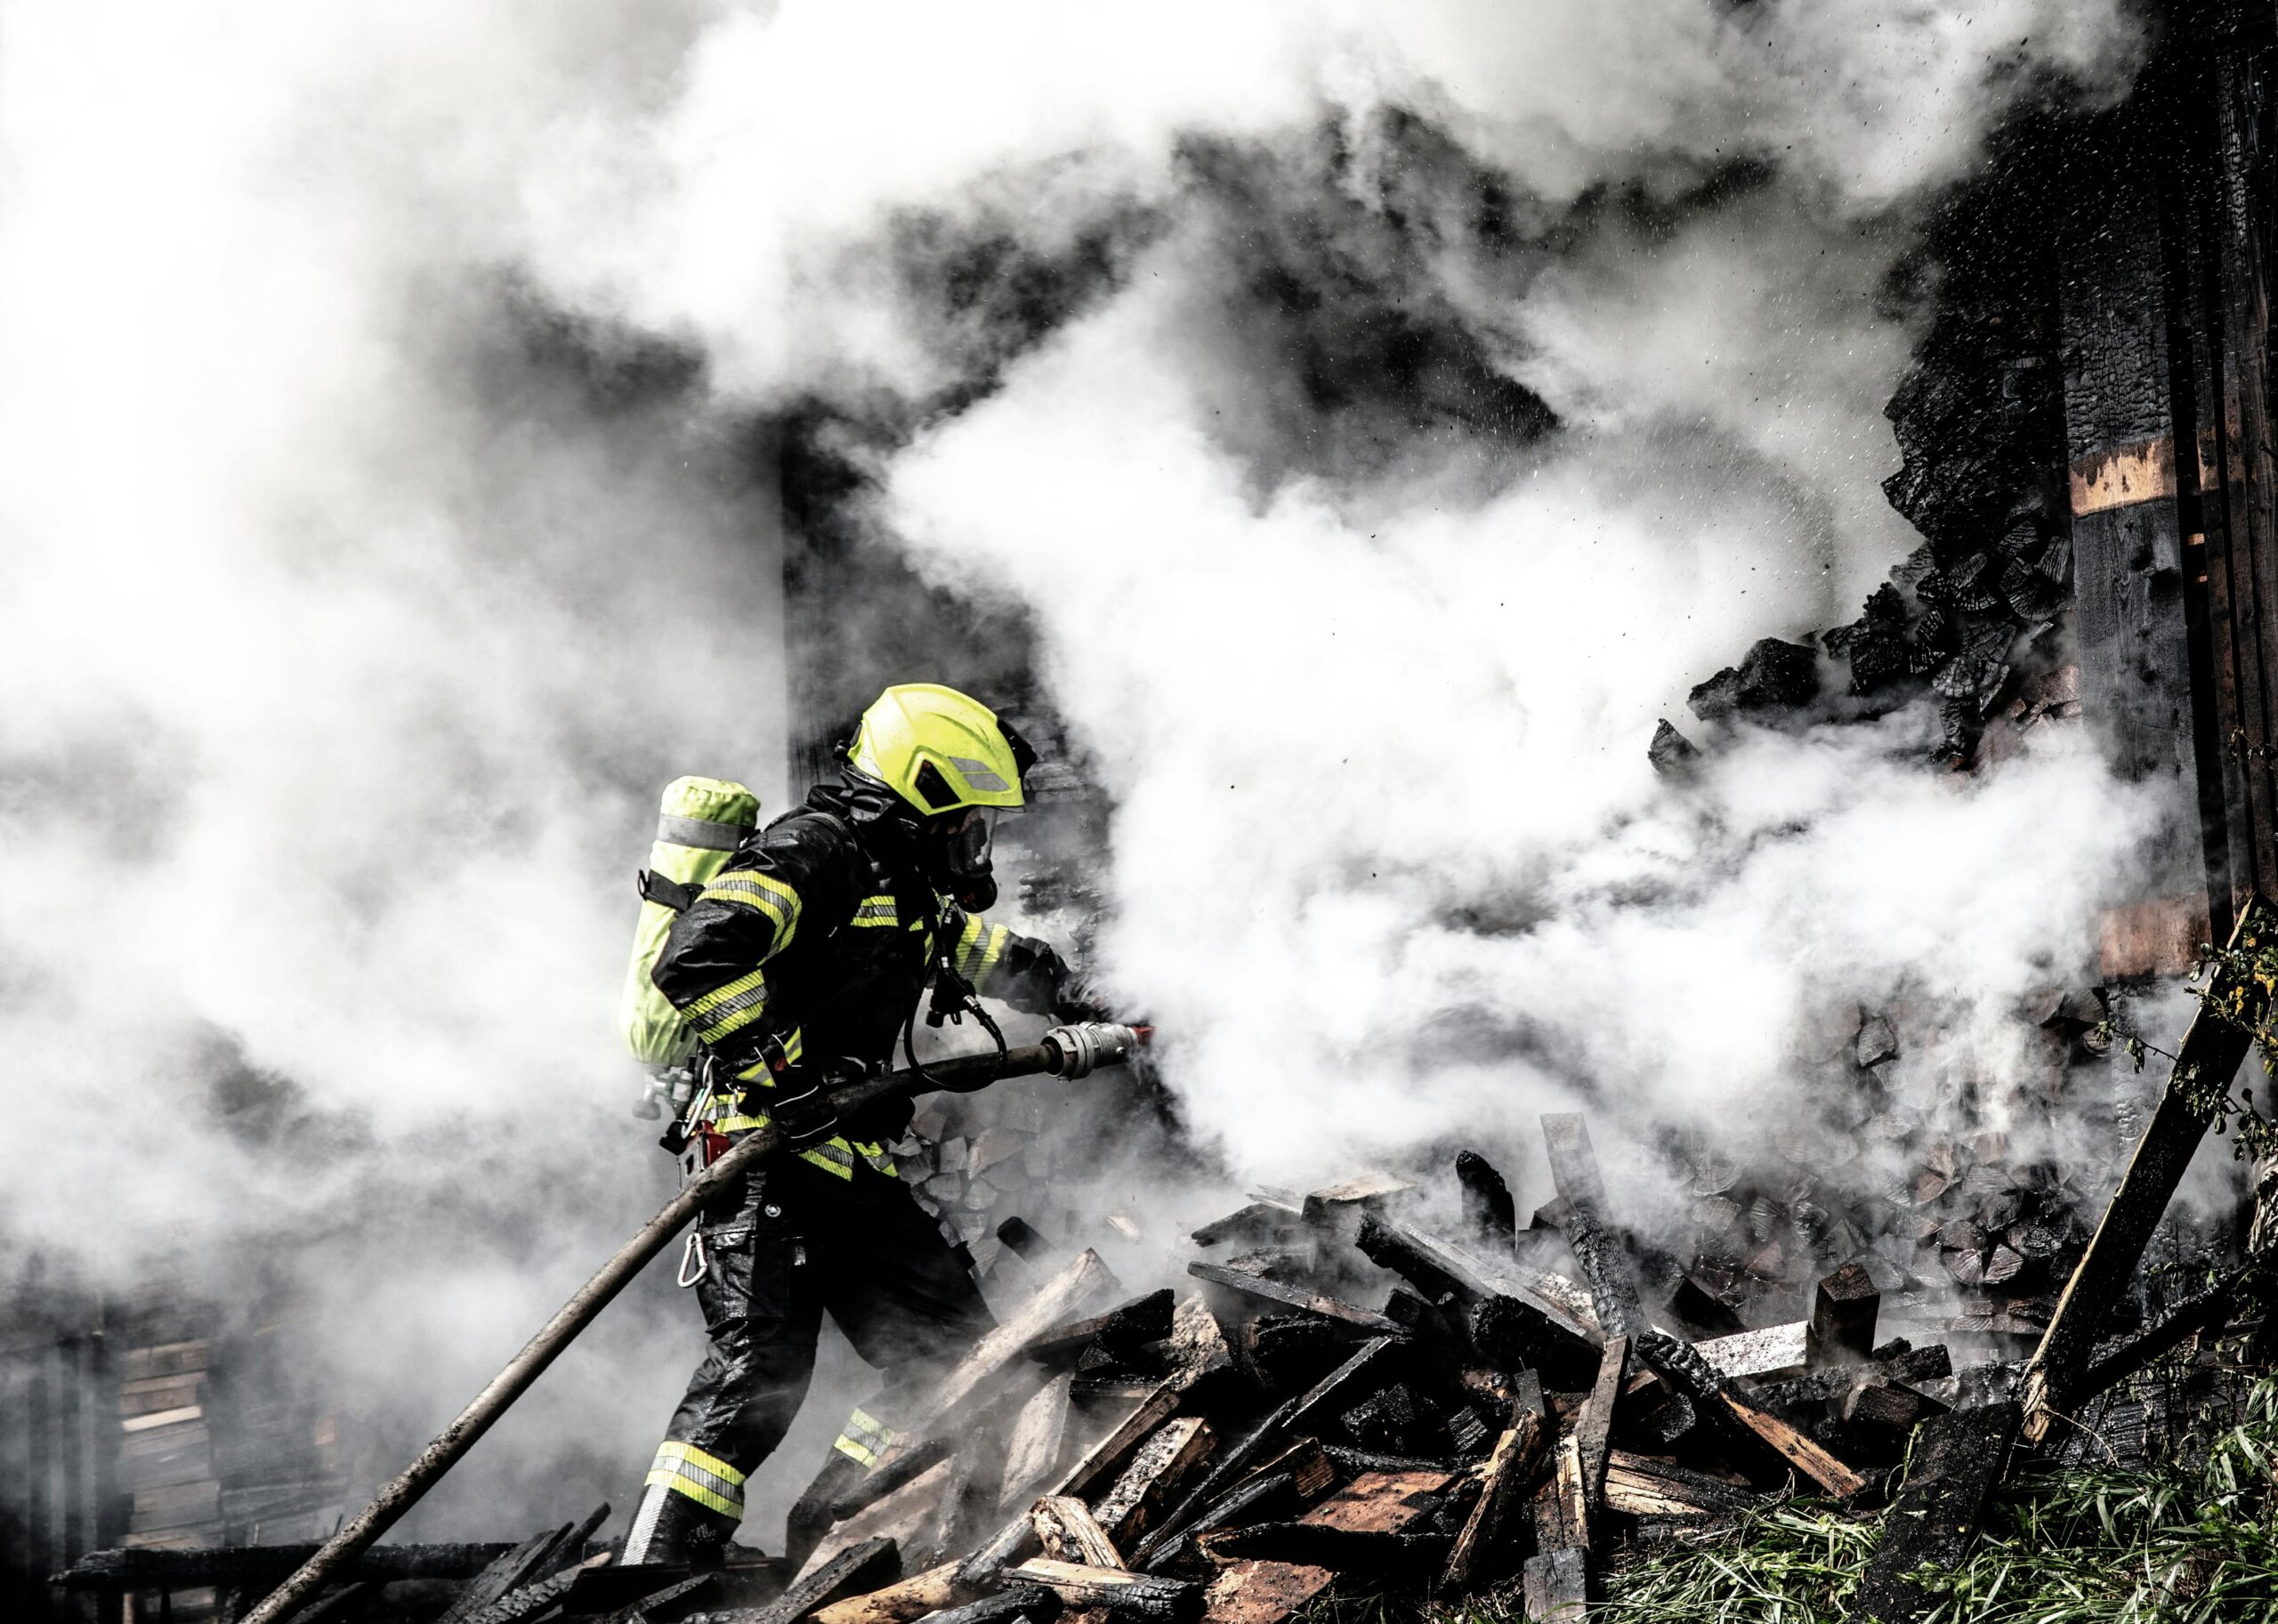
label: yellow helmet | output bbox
[846,683,1031,816]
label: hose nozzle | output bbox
[1042,1021,1144,1079]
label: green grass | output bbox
[1357,1377,2278,1624]
[1594,1377,2278,1623]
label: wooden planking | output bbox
[1092,1418,1215,1547]
[1695,1323,1809,1382]
[1183,1263,1402,1333]
[1032,1497,1124,1569]
[1007,1560,1200,1621]
[1199,1560,1334,1624]
[811,1562,961,1624]
[1440,1406,1547,1594]
[1573,1337,1629,1525]
[999,1373,1077,1513]
[1848,1404,2020,1624]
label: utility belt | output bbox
[659,1031,896,1185]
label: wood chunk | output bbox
[798,1464,946,1583]
[1810,1264,1880,1367]
[1198,1524,1445,1571]
[1602,1452,1771,1518]
[1522,1547,1589,1621]
[1166,1295,1237,1390]
[1716,1389,1870,1501]
[1547,1428,1589,1552]
[1299,1173,1416,1224]
[1197,1562,1333,1624]
[920,1586,1063,1624]
[1849,1402,2020,1623]
[591,1571,715,1624]
[1455,1151,1518,1243]
[1696,1322,1810,1382]
[901,1251,1120,1445]
[1185,1263,1402,1332]
[1189,1203,1305,1249]
[1001,1374,1078,1513]
[1248,1437,1336,1503]
[808,1563,960,1624]
[2021,901,2269,1444]
[1093,1418,1216,1547]
[1574,1336,1629,1526]
[1032,1498,1124,1569]
[1539,1115,1646,1337]
[2079,1259,2262,1398]
[1006,1561,1201,1623]
[1440,1405,1548,1594]
[923,1426,1005,1569]
[759,1539,901,1624]
[1031,1291,1177,1364]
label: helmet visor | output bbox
[942,805,998,881]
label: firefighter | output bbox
[621,683,1103,1568]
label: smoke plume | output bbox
[0,0,2156,1548]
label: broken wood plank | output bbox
[808,1563,960,1624]
[1197,1562,1332,1624]
[1574,1336,1629,1527]
[1197,1524,1445,1572]
[758,1538,901,1624]
[1300,1173,1416,1225]
[1633,1333,1870,1500]
[1006,1561,1201,1623]
[1539,1114,1645,1337]
[591,1571,714,1624]
[1354,1215,1602,1348]
[1091,1418,1215,1547]
[1164,1295,1238,1397]
[1539,1426,1589,1554]
[962,1372,1193,1588]
[999,1373,1077,1514]
[1521,1546,1589,1621]
[1456,1150,1517,1244]
[1810,1264,1880,1367]
[2021,901,2270,1445]
[1848,1402,2020,1624]
[1189,1204,1306,1249]
[1031,1498,1124,1569]
[920,1586,1063,1624]
[797,1466,943,1584]
[1439,1404,1548,1595]
[1128,1338,1402,1568]
[906,1251,1122,1441]
[1184,1262,1402,1332]
[2078,1255,2268,1397]
[1030,1291,1177,1364]
[1603,1452,1771,1518]
[922,1426,1004,1569]
[1697,1322,1810,1382]
[1716,1389,1870,1501]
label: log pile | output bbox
[59,1024,2276,1624]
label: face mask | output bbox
[937,805,998,910]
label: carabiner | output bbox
[676,1229,708,1289]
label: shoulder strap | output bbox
[636,869,703,912]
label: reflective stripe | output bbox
[689,967,767,1019]
[834,1407,897,1468]
[698,998,770,1046]
[657,812,747,852]
[690,969,771,1046]
[850,893,900,928]
[952,917,1011,986]
[646,1441,745,1519]
[698,872,802,949]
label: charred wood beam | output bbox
[1006,1560,1202,1623]
[58,1543,538,1591]
[2022,901,2270,1444]
[1847,1403,2020,1624]
[1539,1115,1645,1337]
[1185,1262,1403,1333]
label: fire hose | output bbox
[238,1021,1149,1624]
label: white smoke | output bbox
[0,0,2155,1551]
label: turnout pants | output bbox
[624,1157,993,1565]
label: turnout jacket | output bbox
[651,783,1069,1179]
